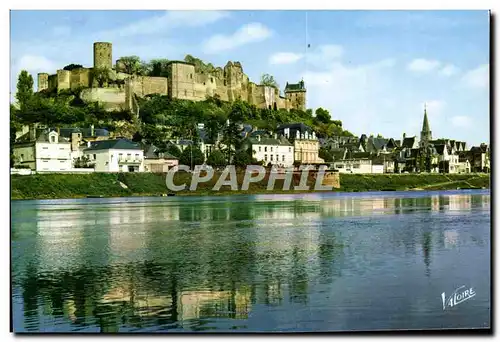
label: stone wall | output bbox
[70,68,91,90]
[80,88,126,111]
[129,76,168,97]
[167,62,196,100]
[57,70,71,91]
[48,75,58,91]
[94,42,112,69]
[37,73,49,92]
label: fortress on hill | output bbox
[36,42,307,113]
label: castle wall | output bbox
[37,73,49,92]
[285,91,306,111]
[70,68,91,90]
[56,70,71,91]
[129,76,168,97]
[167,63,196,100]
[80,88,126,111]
[48,75,57,91]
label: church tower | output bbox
[420,103,432,147]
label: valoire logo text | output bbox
[441,286,476,310]
[165,165,337,192]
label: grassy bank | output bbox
[10,172,490,200]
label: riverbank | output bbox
[10,172,490,200]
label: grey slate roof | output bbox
[84,139,142,151]
[247,135,293,146]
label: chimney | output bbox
[29,124,36,141]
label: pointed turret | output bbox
[420,103,432,147]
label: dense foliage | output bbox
[63,64,83,71]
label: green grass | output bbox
[10,172,490,200]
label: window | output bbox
[60,160,65,163]
[43,160,48,163]
[282,155,285,162]
[43,147,48,150]
[211,78,214,83]
[264,147,267,152]
[353,164,360,169]
[59,148,65,150]
[93,154,96,160]
[184,90,187,96]
[265,154,268,161]
[259,146,261,152]
[271,147,273,152]
[337,164,344,168]
[190,74,193,79]
[135,154,139,160]
[276,155,278,161]
[289,147,291,153]
[270,155,273,161]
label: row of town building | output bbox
[11,108,488,174]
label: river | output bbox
[11,190,491,332]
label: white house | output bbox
[83,139,144,172]
[247,134,294,167]
[333,158,373,174]
[13,129,73,172]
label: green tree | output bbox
[207,150,226,167]
[149,58,170,77]
[319,147,333,162]
[63,64,83,71]
[180,145,205,168]
[164,143,182,158]
[92,67,110,87]
[16,70,34,111]
[117,56,141,74]
[260,73,278,88]
[233,149,253,168]
[315,108,330,124]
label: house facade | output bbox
[83,139,144,172]
[277,123,324,164]
[246,134,295,167]
[13,130,73,172]
[143,145,179,172]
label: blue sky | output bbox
[10,10,490,145]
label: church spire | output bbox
[420,103,432,147]
[422,103,430,133]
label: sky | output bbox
[10,10,490,146]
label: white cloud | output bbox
[15,55,57,74]
[408,58,441,72]
[269,52,303,65]
[202,22,272,54]
[101,10,229,38]
[451,115,472,127]
[302,50,397,136]
[439,64,459,77]
[461,64,489,89]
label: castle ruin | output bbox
[37,42,307,113]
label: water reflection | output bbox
[11,191,490,332]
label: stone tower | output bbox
[420,103,432,147]
[167,61,196,100]
[284,79,306,111]
[37,73,49,92]
[93,42,112,69]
